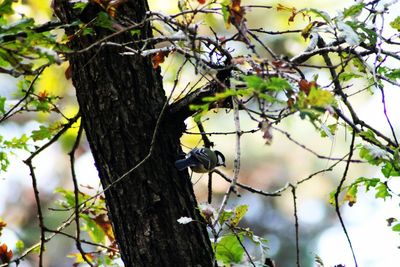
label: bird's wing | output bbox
[192,148,211,169]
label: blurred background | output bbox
[1,0,400,266]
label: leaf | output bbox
[243,75,263,90]
[0,243,13,264]
[73,2,88,11]
[385,69,400,81]
[0,97,5,115]
[320,123,336,141]
[81,214,107,244]
[0,0,13,15]
[221,1,230,28]
[151,51,168,69]
[359,144,387,165]
[214,234,244,264]
[15,240,24,254]
[306,87,336,108]
[229,0,244,27]
[352,57,366,72]
[375,183,391,200]
[276,4,298,23]
[54,188,76,208]
[392,223,400,232]
[358,24,378,46]
[93,214,114,242]
[343,3,364,18]
[298,79,316,95]
[230,204,248,227]
[4,134,29,149]
[390,16,400,31]
[0,151,10,172]
[381,162,400,178]
[190,103,210,122]
[344,184,357,206]
[358,130,381,147]
[301,21,317,40]
[221,0,245,29]
[265,77,291,91]
[339,72,362,82]
[244,75,290,92]
[218,209,234,225]
[31,125,53,141]
[94,12,114,30]
[0,219,6,235]
[337,21,360,46]
[306,8,332,24]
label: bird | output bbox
[175,147,226,173]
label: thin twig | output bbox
[0,66,46,123]
[68,123,94,267]
[213,169,283,197]
[214,96,242,227]
[23,160,45,267]
[334,131,358,267]
[290,184,300,267]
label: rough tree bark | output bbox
[53,0,214,266]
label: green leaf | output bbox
[265,77,291,91]
[81,214,106,244]
[339,72,362,82]
[358,144,387,165]
[358,130,381,146]
[243,75,264,90]
[359,25,378,46]
[0,151,9,172]
[375,183,391,200]
[73,2,88,11]
[390,16,400,31]
[221,0,230,28]
[258,92,283,103]
[385,69,400,81]
[130,29,141,36]
[94,12,114,30]
[352,57,366,72]
[320,123,337,139]
[215,234,244,264]
[15,240,24,254]
[243,76,290,92]
[55,188,76,208]
[3,134,29,150]
[31,125,53,141]
[219,209,234,225]
[392,223,400,232]
[343,3,364,18]
[0,96,5,115]
[381,162,400,178]
[0,0,13,16]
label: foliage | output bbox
[1,0,400,266]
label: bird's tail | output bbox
[175,158,190,170]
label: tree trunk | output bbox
[53,1,214,266]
